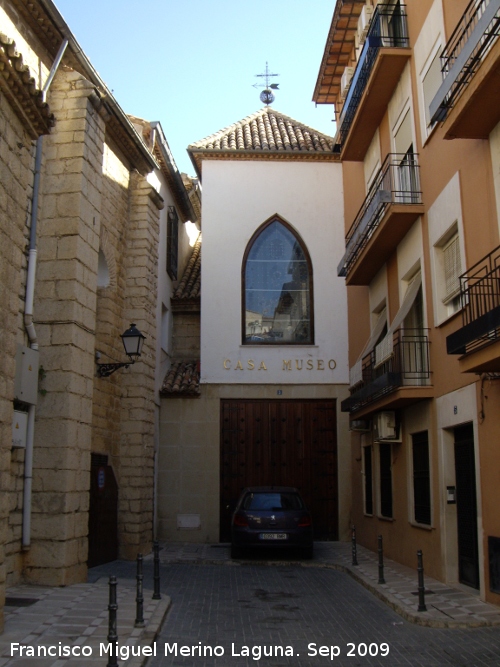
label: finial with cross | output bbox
[253,62,280,105]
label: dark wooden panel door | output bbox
[220,399,338,541]
[454,423,480,589]
[88,455,118,568]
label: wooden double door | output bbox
[220,399,338,541]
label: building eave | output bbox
[12,0,157,174]
[313,0,366,105]
[149,121,196,222]
[188,148,339,180]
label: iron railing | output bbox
[447,245,500,355]
[337,153,422,277]
[430,0,500,124]
[334,2,409,152]
[341,328,431,413]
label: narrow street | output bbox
[144,563,500,667]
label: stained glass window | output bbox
[243,219,313,344]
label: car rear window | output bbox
[243,492,304,511]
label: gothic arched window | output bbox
[242,217,313,344]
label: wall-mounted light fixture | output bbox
[96,324,146,377]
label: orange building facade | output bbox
[315,0,500,605]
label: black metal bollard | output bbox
[135,553,145,628]
[152,540,161,600]
[107,576,118,667]
[378,535,385,584]
[351,525,358,566]
[417,549,427,612]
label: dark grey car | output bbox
[230,486,313,559]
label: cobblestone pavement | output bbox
[155,542,500,628]
[149,563,500,667]
[2,542,500,667]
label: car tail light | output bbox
[298,514,312,527]
[233,513,249,527]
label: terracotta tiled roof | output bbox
[161,361,200,396]
[0,33,56,139]
[189,108,334,154]
[173,234,201,300]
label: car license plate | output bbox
[260,533,287,540]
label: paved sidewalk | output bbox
[1,541,499,667]
[0,576,169,667]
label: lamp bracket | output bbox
[96,359,135,378]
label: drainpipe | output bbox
[22,38,69,549]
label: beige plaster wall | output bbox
[158,382,351,544]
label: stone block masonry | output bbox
[26,66,163,580]
[0,74,38,630]
[28,69,105,586]
[118,175,161,559]
[0,1,176,635]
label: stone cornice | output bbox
[188,148,339,178]
[0,32,55,138]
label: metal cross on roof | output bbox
[253,62,280,105]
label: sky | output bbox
[55,0,336,176]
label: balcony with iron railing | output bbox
[430,0,500,139]
[334,2,411,160]
[337,153,424,285]
[341,328,432,416]
[446,245,500,372]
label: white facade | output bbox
[200,159,348,385]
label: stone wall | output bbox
[1,4,165,622]
[26,69,104,586]
[172,313,201,360]
[118,174,161,559]
[0,83,36,630]
[91,144,130,472]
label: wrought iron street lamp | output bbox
[96,324,146,377]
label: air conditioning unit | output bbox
[373,411,401,441]
[350,419,371,433]
[340,66,355,100]
[357,4,374,44]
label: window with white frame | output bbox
[443,233,462,305]
[435,224,463,317]
[422,49,443,132]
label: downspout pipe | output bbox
[22,38,68,549]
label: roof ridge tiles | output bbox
[188,107,334,155]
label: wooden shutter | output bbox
[443,234,461,303]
